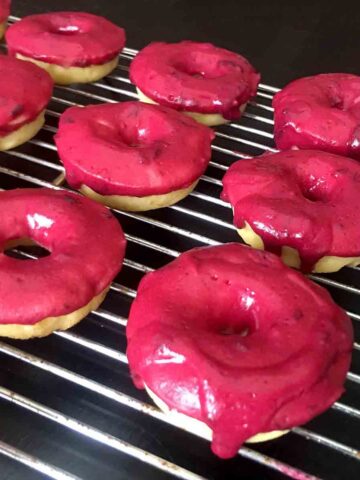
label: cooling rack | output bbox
[0,15,359,480]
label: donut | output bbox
[55,101,214,211]
[130,41,260,126]
[5,12,126,85]
[222,149,360,273]
[126,243,353,458]
[273,73,360,159]
[0,0,10,39]
[0,55,53,151]
[0,188,126,339]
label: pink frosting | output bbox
[273,73,360,159]
[222,149,360,270]
[127,243,353,458]
[0,0,10,23]
[0,188,126,325]
[0,54,53,136]
[130,41,260,120]
[55,101,214,196]
[6,12,125,67]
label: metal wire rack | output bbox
[0,14,359,480]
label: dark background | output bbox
[14,0,358,88]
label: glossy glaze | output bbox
[0,0,10,23]
[222,150,360,270]
[6,12,126,67]
[126,244,352,458]
[130,41,260,120]
[0,188,126,324]
[55,101,214,196]
[0,55,53,136]
[273,73,360,159]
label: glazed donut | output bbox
[222,149,360,273]
[0,55,53,150]
[5,12,125,85]
[55,101,214,211]
[126,243,353,458]
[273,73,360,159]
[0,0,10,39]
[130,41,260,126]
[0,188,126,339]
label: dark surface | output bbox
[13,0,360,87]
[0,1,359,480]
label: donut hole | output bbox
[219,325,250,336]
[51,25,81,36]
[329,97,344,110]
[326,89,345,110]
[173,55,243,80]
[117,126,165,149]
[298,178,330,203]
[300,187,325,202]
[92,104,179,148]
[3,237,50,260]
[118,128,146,148]
[174,62,206,79]
[94,116,152,149]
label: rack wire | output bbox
[0,15,359,480]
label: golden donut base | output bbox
[0,287,109,340]
[15,53,119,85]
[145,385,288,445]
[79,181,198,212]
[0,111,45,151]
[0,21,6,40]
[238,221,360,273]
[136,88,247,127]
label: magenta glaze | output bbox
[273,73,360,159]
[6,12,126,67]
[126,243,353,458]
[0,0,10,23]
[222,150,360,270]
[0,55,53,136]
[130,41,260,120]
[55,101,214,196]
[0,189,126,325]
